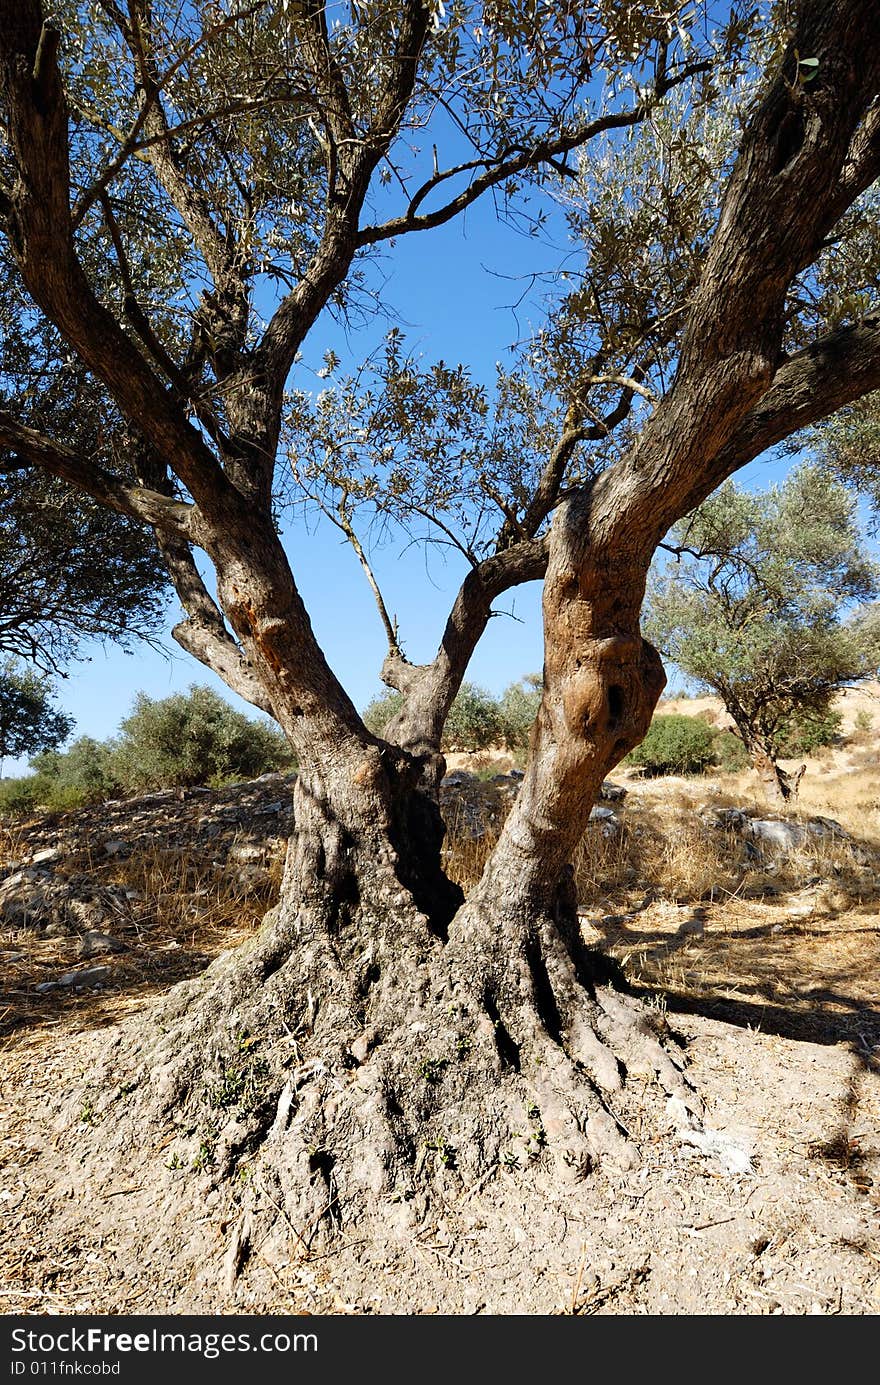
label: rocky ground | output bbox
[1,766,878,1315]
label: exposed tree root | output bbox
[51,867,716,1301]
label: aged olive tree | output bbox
[645,466,879,801]
[2,0,880,1265]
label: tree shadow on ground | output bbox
[0,939,231,1042]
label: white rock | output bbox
[30,848,62,866]
[681,1127,753,1176]
[749,819,805,850]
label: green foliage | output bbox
[0,468,169,673]
[626,715,716,777]
[0,660,73,765]
[364,680,521,751]
[806,391,880,534]
[111,686,293,790]
[646,465,880,764]
[362,688,404,736]
[441,683,502,752]
[28,735,123,808]
[776,708,842,757]
[0,686,293,815]
[0,774,42,817]
[498,675,543,750]
[852,708,874,741]
[711,729,750,772]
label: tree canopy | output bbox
[0,466,169,671]
[0,657,73,766]
[645,465,880,798]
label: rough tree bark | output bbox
[2,0,880,1289]
[743,737,806,805]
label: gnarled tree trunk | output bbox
[749,742,806,804]
[67,497,698,1285]
[6,0,879,1308]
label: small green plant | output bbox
[424,1137,457,1168]
[625,714,717,776]
[192,1142,215,1171]
[851,708,874,743]
[526,1102,547,1149]
[206,1056,271,1112]
[0,776,43,818]
[78,1101,96,1126]
[418,1057,448,1084]
[165,1151,186,1171]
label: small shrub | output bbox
[0,775,43,818]
[777,707,843,756]
[498,675,542,750]
[111,686,293,790]
[441,683,503,752]
[362,688,404,735]
[851,708,874,745]
[30,736,123,805]
[625,714,717,777]
[712,728,750,772]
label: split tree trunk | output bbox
[748,743,806,804]
[69,508,694,1255]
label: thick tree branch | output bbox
[584,0,880,556]
[98,192,232,453]
[687,314,880,510]
[158,532,277,717]
[518,369,647,540]
[0,412,194,534]
[251,2,433,400]
[821,99,880,239]
[383,535,549,750]
[121,1,238,294]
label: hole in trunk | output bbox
[307,1150,342,1228]
[607,684,625,729]
[771,106,806,174]
[259,947,287,985]
[483,991,521,1071]
[308,1149,336,1181]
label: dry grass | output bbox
[0,836,284,1041]
[441,762,880,1049]
[444,768,880,911]
[4,756,878,1056]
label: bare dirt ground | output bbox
[1,739,878,1316]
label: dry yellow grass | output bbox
[3,754,877,1056]
[0,840,283,1041]
[441,758,880,1048]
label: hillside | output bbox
[1,755,878,1313]
[658,679,880,739]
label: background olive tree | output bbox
[0,657,73,771]
[645,465,880,800]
